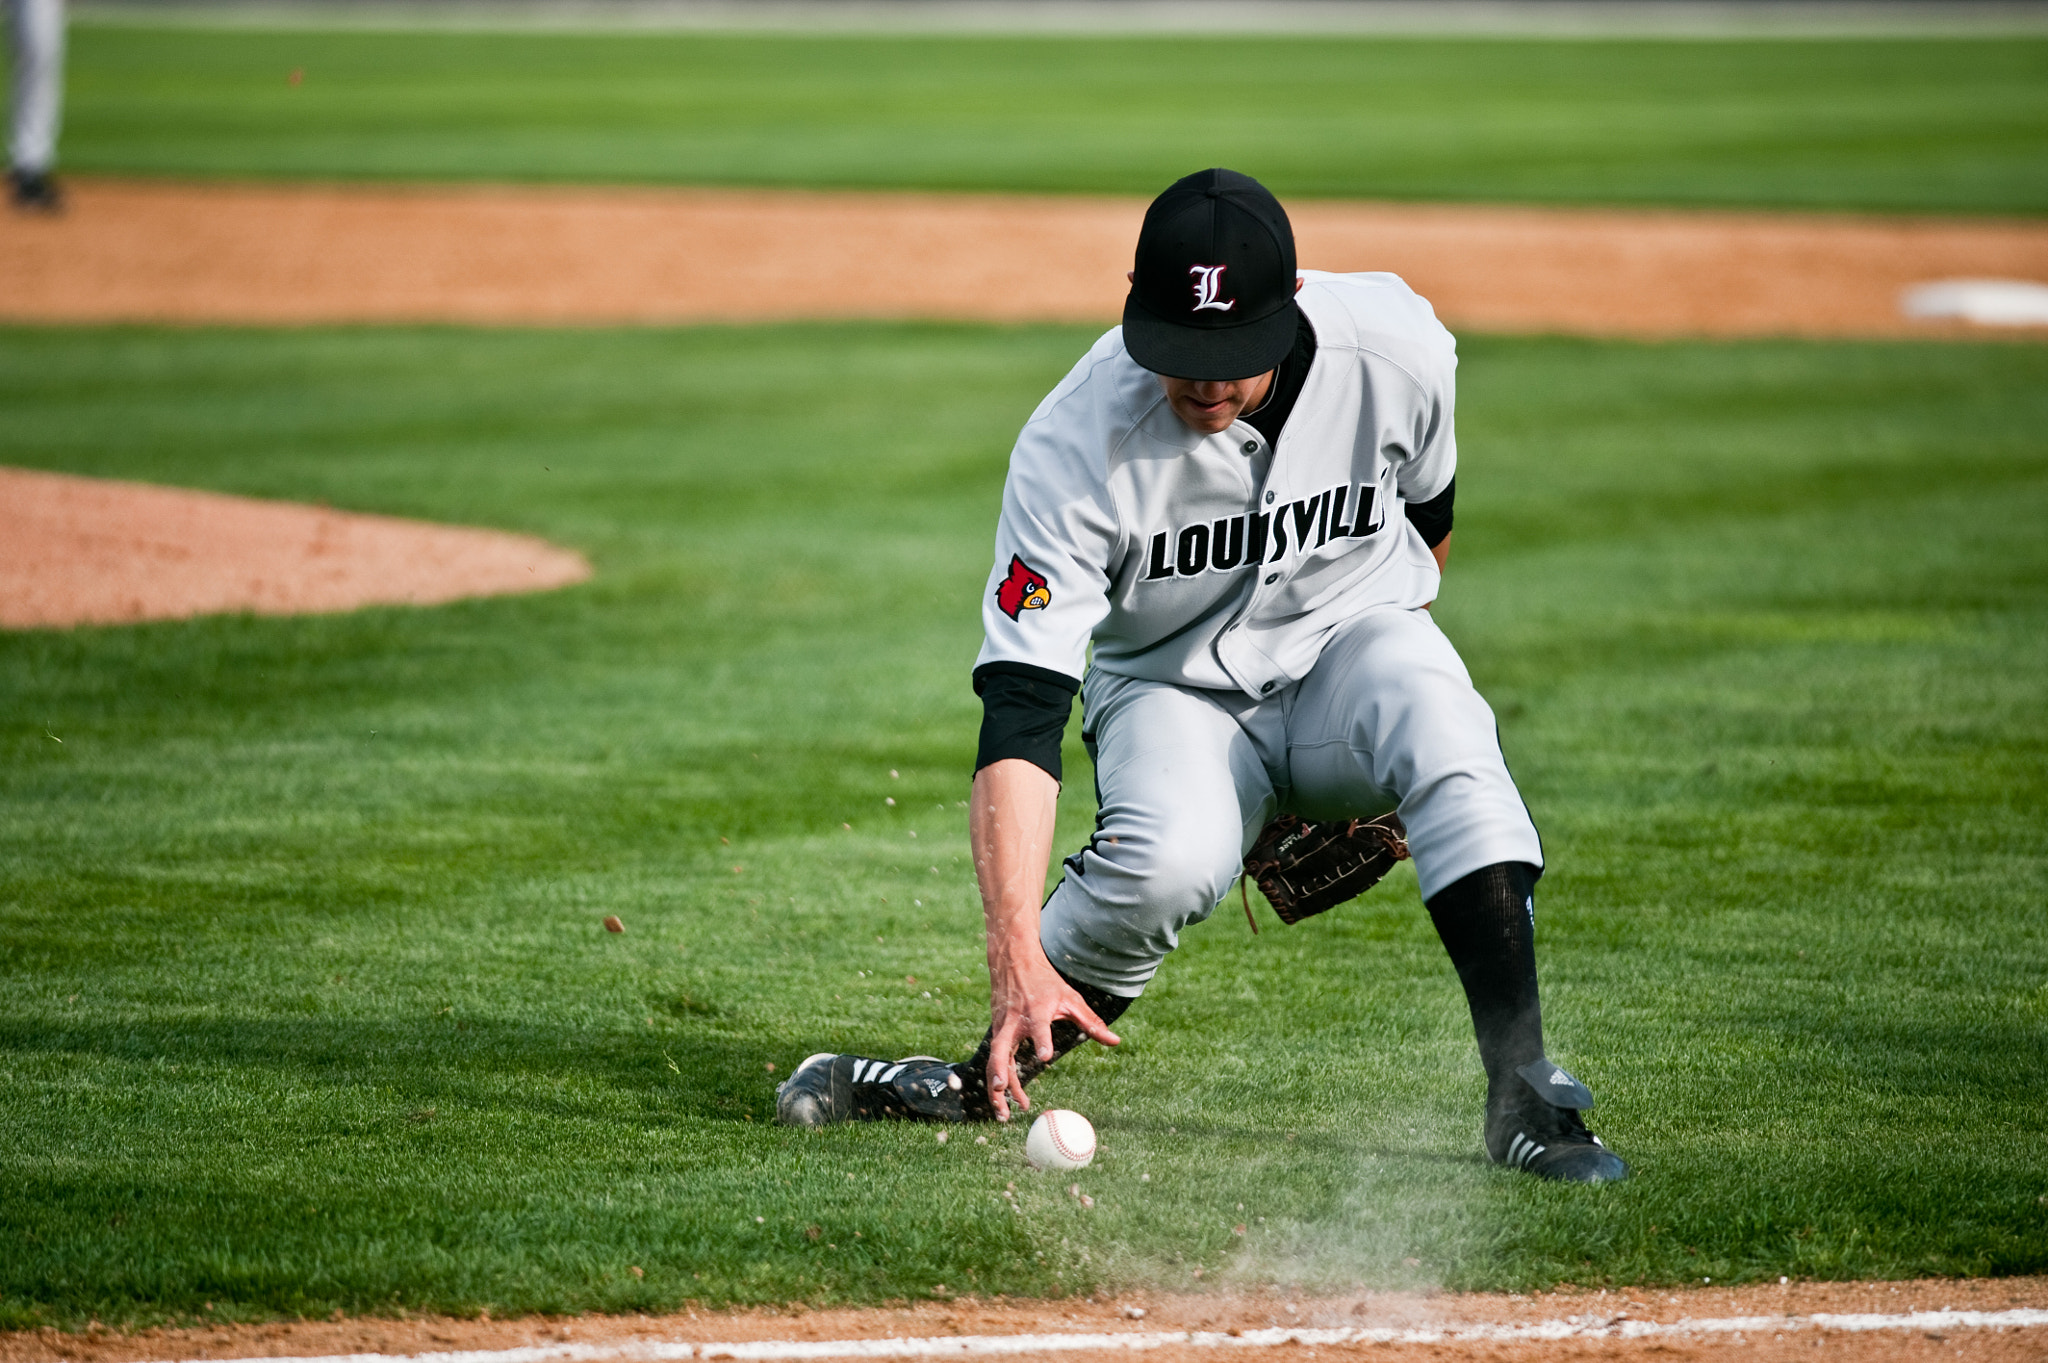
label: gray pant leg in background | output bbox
[1038,670,1280,999]
[7,0,63,174]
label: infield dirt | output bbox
[3,1277,2045,1363]
[3,178,2045,336]
[0,466,590,628]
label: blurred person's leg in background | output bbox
[7,0,63,210]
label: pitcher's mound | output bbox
[1,466,591,629]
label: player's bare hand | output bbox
[985,945,1119,1123]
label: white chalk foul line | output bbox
[695,1312,2048,1354]
[127,1308,2048,1363]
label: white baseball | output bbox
[1025,1109,1096,1171]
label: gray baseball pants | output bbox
[7,0,62,174]
[1040,606,1543,998]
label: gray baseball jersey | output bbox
[977,270,1455,697]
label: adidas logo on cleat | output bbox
[1506,1131,1548,1169]
[1485,1058,1630,1183]
[775,1052,968,1127]
[849,1058,908,1084]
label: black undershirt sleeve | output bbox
[973,662,1080,784]
[1404,476,1455,549]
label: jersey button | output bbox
[1264,573,1278,584]
[1265,491,1276,504]
[1242,440,1258,454]
[1260,681,1276,694]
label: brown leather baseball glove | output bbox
[1241,811,1410,931]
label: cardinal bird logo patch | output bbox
[996,555,1051,620]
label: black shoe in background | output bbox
[9,169,63,212]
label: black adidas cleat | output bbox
[774,1052,972,1127]
[1485,1058,1629,1183]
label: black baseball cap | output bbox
[1122,168,1299,382]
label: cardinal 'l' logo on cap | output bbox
[1189,264,1235,313]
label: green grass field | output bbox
[7,13,2047,1331]
[4,325,2045,1327]
[64,26,2048,212]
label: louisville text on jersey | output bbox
[996,554,1052,618]
[1143,483,1385,581]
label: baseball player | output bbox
[6,0,64,210]
[778,169,1626,1183]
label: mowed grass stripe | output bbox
[64,28,2048,213]
[1,325,2045,1328]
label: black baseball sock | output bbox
[956,970,1132,1121]
[1425,861,1545,1097]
